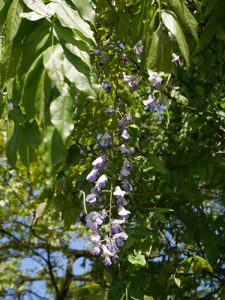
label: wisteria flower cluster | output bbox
[85,105,134,266]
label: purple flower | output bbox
[104,256,112,266]
[93,246,101,256]
[123,72,142,90]
[106,106,114,115]
[143,94,155,110]
[112,219,126,225]
[92,156,105,169]
[118,119,126,131]
[98,132,111,147]
[86,168,98,182]
[102,245,114,257]
[148,72,163,88]
[120,159,132,178]
[121,53,129,63]
[113,186,126,198]
[111,224,122,234]
[116,238,124,247]
[124,113,132,123]
[100,209,108,220]
[114,186,126,205]
[172,53,180,66]
[123,179,133,192]
[89,234,101,244]
[121,129,130,140]
[91,186,100,195]
[120,144,134,156]
[113,232,128,247]
[134,41,143,55]
[86,211,103,227]
[96,174,108,190]
[113,231,128,241]
[118,205,131,218]
[120,166,130,177]
[116,197,127,206]
[87,221,98,231]
[86,193,97,204]
[103,81,113,93]
[119,42,125,49]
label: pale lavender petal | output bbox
[93,246,101,256]
[86,193,97,203]
[104,256,112,266]
[86,169,98,182]
[118,206,131,217]
[121,129,130,140]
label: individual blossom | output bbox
[89,233,101,244]
[113,186,127,205]
[134,41,143,55]
[120,144,134,156]
[121,129,130,140]
[120,159,132,178]
[172,53,180,66]
[148,72,163,89]
[96,174,108,190]
[118,205,131,218]
[93,246,101,256]
[86,193,97,204]
[92,156,106,169]
[113,231,128,247]
[121,53,129,63]
[113,186,126,198]
[111,222,122,234]
[124,113,132,123]
[123,72,142,90]
[103,80,113,93]
[122,178,133,192]
[119,42,125,49]
[104,256,112,266]
[98,132,111,147]
[106,106,114,115]
[143,93,155,110]
[86,168,98,182]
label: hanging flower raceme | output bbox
[84,98,134,266]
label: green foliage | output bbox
[1,0,225,299]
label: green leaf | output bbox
[22,0,56,18]
[54,23,91,68]
[18,127,35,166]
[174,277,181,288]
[43,126,67,175]
[6,126,20,166]
[128,250,146,267]
[147,25,172,74]
[23,121,41,149]
[21,53,43,119]
[50,85,74,142]
[55,0,95,44]
[43,44,65,93]
[103,269,113,287]
[192,255,213,275]
[63,51,96,97]
[166,0,198,42]
[146,154,167,174]
[35,202,47,220]
[5,0,23,41]
[161,10,189,66]
[70,0,95,23]
[20,11,45,21]
[199,16,218,49]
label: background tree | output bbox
[1,0,225,299]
